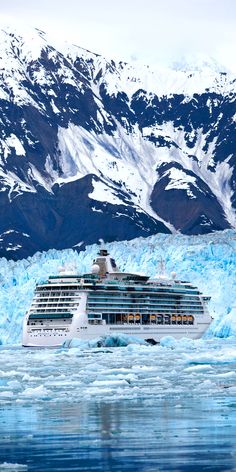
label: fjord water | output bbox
[1,338,236,471]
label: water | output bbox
[0,339,236,471]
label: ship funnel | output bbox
[98,239,109,257]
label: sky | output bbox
[1,0,236,71]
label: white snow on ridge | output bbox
[88,179,127,206]
[56,122,176,231]
[0,25,83,109]
[148,122,236,228]
[0,23,234,113]
[164,168,197,198]
[0,168,35,202]
[61,41,235,98]
[56,121,236,231]
[50,99,60,114]
[85,52,235,99]
[0,24,47,61]
[5,134,25,157]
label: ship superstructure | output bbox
[22,249,212,347]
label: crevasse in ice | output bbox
[0,229,236,345]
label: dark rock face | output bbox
[150,163,231,234]
[0,174,170,259]
[0,27,235,259]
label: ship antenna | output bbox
[98,238,109,256]
[99,238,105,249]
[159,256,166,276]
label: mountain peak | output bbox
[0,24,235,259]
[171,53,229,74]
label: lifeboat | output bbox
[135,313,141,323]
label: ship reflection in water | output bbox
[0,398,236,471]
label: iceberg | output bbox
[63,334,148,349]
[0,229,236,345]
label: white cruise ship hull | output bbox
[22,314,212,347]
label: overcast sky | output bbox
[1,0,236,71]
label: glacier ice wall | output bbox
[0,230,236,345]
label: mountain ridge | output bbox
[0,25,235,259]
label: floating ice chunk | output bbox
[21,385,50,398]
[7,380,21,388]
[0,464,27,471]
[92,379,128,387]
[213,307,236,338]
[186,348,236,366]
[184,364,214,372]
[0,391,14,398]
[96,373,137,382]
[63,338,101,349]
[63,334,148,349]
[160,336,177,348]
[177,337,196,350]
[213,371,235,378]
[103,334,148,347]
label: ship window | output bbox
[88,313,102,319]
[110,258,117,269]
[88,319,102,325]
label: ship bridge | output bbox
[93,249,149,282]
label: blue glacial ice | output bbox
[63,333,148,349]
[0,229,236,345]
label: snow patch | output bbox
[5,134,25,157]
[89,179,126,206]
[164,168,197,198]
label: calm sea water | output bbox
[0,340,236,471]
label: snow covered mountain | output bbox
[0,25,235,259]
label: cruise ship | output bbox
[22,248,212,347]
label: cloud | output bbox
[1,0,236,71]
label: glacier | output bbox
[0,230,236,471]
[0,229,236,345]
